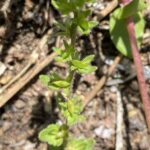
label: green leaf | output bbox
[73,10,97,35]
[82,55,95,64]
[38,124,68,147]
[50,73,62,81]
[77,20,98,35]
[71,55,97,74]
[51,0,59,9]
[39,75,50,86]
[53,47,62,54]
[59,98,85,125]
[52,80,70,88]
[51,0,74,14]
[116,0,146,19]
[53,41,74,62]
[88,21,98,29]
[71,60,88,69]
[109,10,145,57]
[41,73,69,90]
[65,138,95,150]
[78,66,97,74]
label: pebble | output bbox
[23,141,35,150]
[143,65,150,80]
[15,100,26,109]
[2,121,12,132]
[0,62,6,76]
[129,117,146,131]
[110,86,117,93]
[94,125,114,139]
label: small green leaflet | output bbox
[71,55,97,74]
[52,80,70,88]
[65,138,95,150]
[38,124,68,147]
[53,42,74,62]
[39,73,70,90]
[82,55,95,63]
[59,98,85,125]
[39,75,50,86]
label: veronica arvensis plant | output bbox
[38,0,98,149]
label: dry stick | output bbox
[0,51,38,94]
[115,88,124,150]
[1,0,11,15]
[0,29,55,107]
[83,54,122,108]
[0,52,57,107]
[121,0,150,131]
[0,29,52,94]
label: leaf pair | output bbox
[39,124,95,150]
[40,73,70,90]
[39,124,68,147]
[71,55,97,74]
[74,10,98,35]
[53,42,75,62]
[59,98,84,125]
[54,5,98,36]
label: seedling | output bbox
[38,0,97,149]
[110,0,150,131]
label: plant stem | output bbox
[120,0,150,132]
[68,18,77,98]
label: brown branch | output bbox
[0,52,57,107]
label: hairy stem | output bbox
[68,19,77,98]
[120,0,150,131]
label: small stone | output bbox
[143,65,150,80]
[94,125,114,139]
[0,71,13,85]
[110,86,117,93]
[15,100,26,109]
[2,121,12,132]
[0,62,6,76]
[139,136,150,149]
[23,141,35,150]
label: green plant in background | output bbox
[109,0,146,57]
[38,0,97,149]
[110,0,150,131]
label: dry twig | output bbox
[0,51,38,94]
[0,52,57,107]
[115,88,124,150]
[0,29,56,107]
[0,29,52,95]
